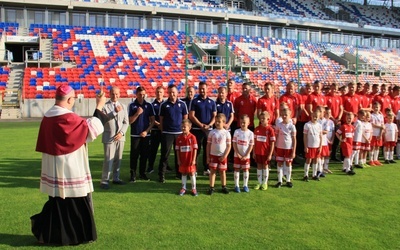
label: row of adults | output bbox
[99,79,400,188]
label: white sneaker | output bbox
[203,170,210,176]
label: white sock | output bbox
[351,150,356,165]
[286,165,292,182]
[385,151,389,160]
[277,167,283,183]
[181,175,187,189]
[304,163,310,177]
[234,171,240,187]
[318,158,323,172]
[375,149,380,161]
[257,169,262,184]
[283,162,288,176]
[312,163,317,177]
[370,150,375,162]
[263,168,269,184]
[354,150,360,165]
[191,175,196,190]
[243,171,249,187]
[345,158,351,171]
[389,151,393,160]
[324,158,329,170]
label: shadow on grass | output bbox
[0,158,42,189]
[0,233,38,247]
[94,174,201,195]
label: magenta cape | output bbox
[36,113,88,156]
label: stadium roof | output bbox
[342,0,400,7]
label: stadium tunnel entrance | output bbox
[5,42,39,63]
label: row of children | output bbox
[175,111,273,196]
[176,100,398,196]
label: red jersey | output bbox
[257,95,279,124]
[391,96,400,114]
[336,123,354,157]
[325,93,342,120]
[279,93,299,119]
[253,125,276,156]
[175,133,198,167]
[337,123,354,143]
[227,91,241,104]
[374,94,392,114]
[358,93,372,109]
[341,93,361,122]
[234,95,257,127]
[306,92,326,112]
[367,93,378,104]
[298,94,310,122]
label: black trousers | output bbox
[296,121,306,157]
[330,123,340,160]
[130,136,150,178]
[148,129,162,169]
[158,133,179,178]
[191,129,209,172]
[331,123,344,160]
[228,122,238,165]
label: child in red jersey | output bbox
[253,111,276,191]
[175,119,198,196]
[336,112,356,175]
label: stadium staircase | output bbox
[39,38,53,63]
[1,63,23,119]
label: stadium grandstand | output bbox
[0,0,400,118]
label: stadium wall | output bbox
[22,98,133,117]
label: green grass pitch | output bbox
[0,121,399,249]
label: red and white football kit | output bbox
[207,128,231,170]
[337,124,354,157]
[275,122,297,162]
[175,133,198,173]
[232,128,254,169]
[304,121,322,159]
[253,125,276,164]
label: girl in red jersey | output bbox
[336,112,356,175]
[175,119,198,196]
[253,111,276,191]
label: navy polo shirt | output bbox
[128,99,155,137]
[181,97,192,111]
[190,96,217,129]
[151,99,164,130]
[216,99,234,122]
[159,99,188,134]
